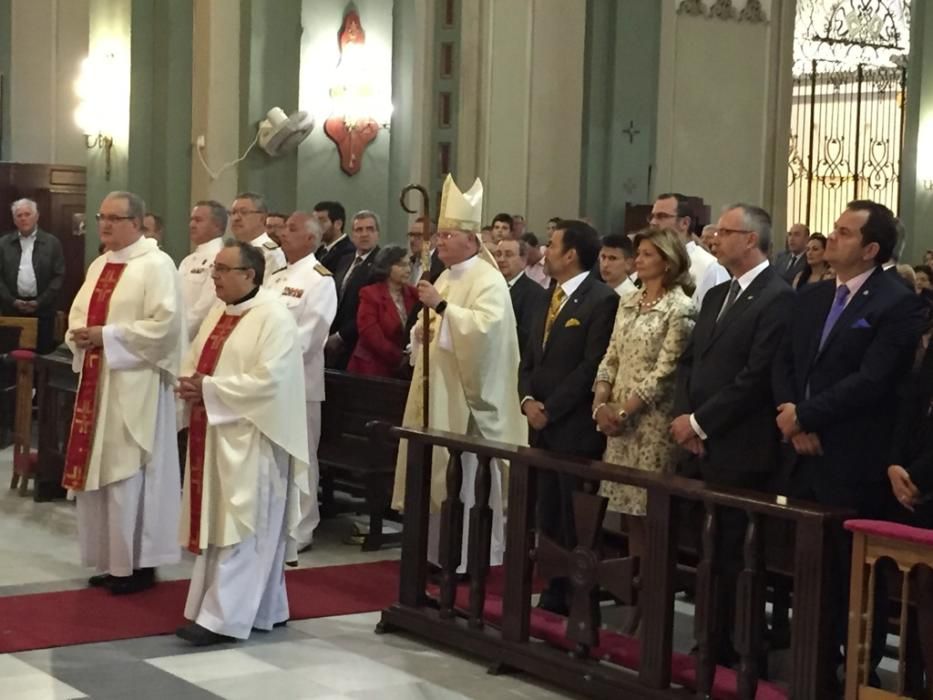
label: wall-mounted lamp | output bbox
[323,10,393,176]
[922,179,933,192]
[74,52,122,180]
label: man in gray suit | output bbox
[0,199,65,353]
[774,222,809,283]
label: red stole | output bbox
[62,263,128,491]
[186,312,244,554]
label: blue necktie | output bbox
[819,284,851,350]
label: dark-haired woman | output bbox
[347,245,418,377]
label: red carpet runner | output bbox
[0,559,402,654]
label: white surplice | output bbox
[180,287,308,638]
[67,236,184,577]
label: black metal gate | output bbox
[788,61,907,234]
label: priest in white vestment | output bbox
[179,200,227,338]
[65,191,184,595]
[392,175,527,574]
[269,212,337,558]
[177,240,309,646]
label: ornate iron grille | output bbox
[788,1,909,233]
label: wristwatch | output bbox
[435,300,448,315]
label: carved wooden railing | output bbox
[377,425,854,700]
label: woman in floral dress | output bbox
[592,227,696,563]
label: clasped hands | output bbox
[13,299,37,314]
[593,403,629,437]
[776,402,823,456]
[70,326,103,350]
[669,414,705,457]
[176,373,205,402]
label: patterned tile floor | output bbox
[0,454,580,699]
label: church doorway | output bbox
[788,0,911,235]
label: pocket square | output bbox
[564,318,581,328]
[851,318,871,329]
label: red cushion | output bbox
[9,349,36,362]
[845,519,933,548]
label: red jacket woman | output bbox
[348,246,418,377]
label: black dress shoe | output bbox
[176,623,235,646]
[109,568,155,595]
[88,573,115,588]
[536,589,570,616]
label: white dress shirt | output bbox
[687,240,729,307]
[16,229,38,297]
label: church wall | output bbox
[654,1,792,232]
[901,0,933,264]
[0,0,10,162]
[7,0,88,166]
[459,0,586,235]
[581,0,661,235]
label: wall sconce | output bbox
[923,179,933,192]
[323,10,393,176]
[74,52,121,180]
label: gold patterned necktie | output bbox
[543,286,566,345]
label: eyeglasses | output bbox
[437,231,472,240]
[714,227,754,237]
[227,209,262,217]
[212,264,249,274]
[95,214,135,224]
[647,212,678,224]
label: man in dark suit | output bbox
[313,200,354,273]
[325,209,381,369]
[0,199,65,353]
[773,199,927,688]
[518,219,618,614]
[404,218,446,340]
[671,203,794,664]
[774,222,809,283]
[495,237,547,361]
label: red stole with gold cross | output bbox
[186,312,244,553]
[62,263,128,491]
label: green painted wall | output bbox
[901,0,933,263]
[129,0,193,263]
[296,0,395,240]
[581,0,661,235]
[237,0,302,213]
[387,0,421,244]
[0,0,10,161]
[85,0,193,263]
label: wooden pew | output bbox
[319,370,409,550]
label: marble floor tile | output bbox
[290,660,420,693]
[147,648,281,684]
[0,671,87,700]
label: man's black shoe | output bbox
[88,573,114,588]
[176,623,235,646]
[109,568,155,595]
[536,589,570,616]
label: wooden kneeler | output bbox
[1,317,38,495]
[845,519,933,700]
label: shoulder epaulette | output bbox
[271,266,287,276]
[314,263,333,277]
[262,241,280,250]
